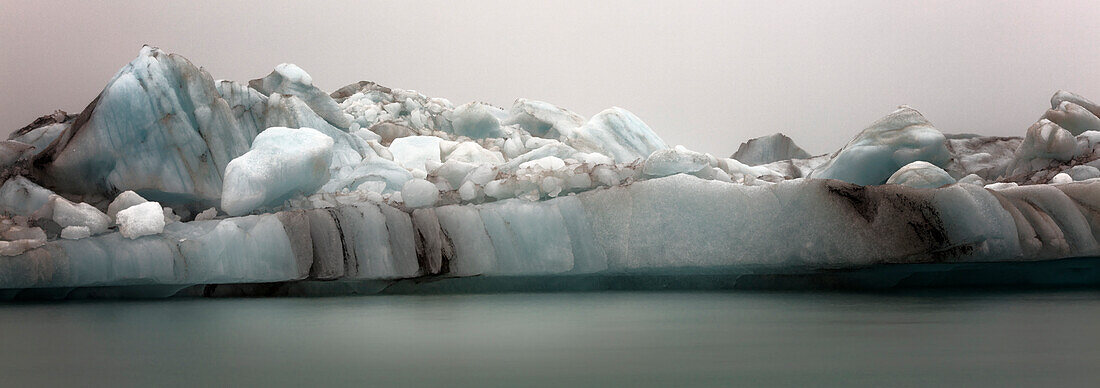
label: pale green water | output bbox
[1,291,1098,387]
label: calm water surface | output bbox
[1,291,1098,386]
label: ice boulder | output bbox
[643,146,712,177]
[1042,91,1100,135]
[503,99,585,138]
[1066,165,1100,181]
[451,102,505,139]
[106,190,148,219]
[886,161,956,189]
[1006,119,1077,176]
[0,176,55,216]
[47,197,111,236]
[249,63,351,129]
[60,225,91,240]
[390,136,444,173]
[402,179,439,208]
[810,106,949,186]
[115,201,166,239]
[221,127,334,216]
[568,107,668,163]
[731,133,812,166]
[1050,172,1073,184]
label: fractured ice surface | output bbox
[4,46,1100,296]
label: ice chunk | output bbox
[0,140,34,169]
[810,106,949,185]
[1044,91,1100,135]
[1016,120,1077,161]
[1066,165,1100,181]
[60,225,91,240]
[49,197,111,235]
[1006,119,1077,176]
[957,174,985,186]
[503,99,585,138]
[402,179,439,209]
[221,127,334,216]
[1042,100,1100,136]
[886,161,956,189]
[389,136,444,172]
[0,225,45,256]
[985,182,1018,190]
[643,146,711,177]
[0,176,55,216]
[1050,172,1073,184]
[115,201,166,239]
[518,156,567,171]
[194,207,218,221]
[444,141,505,164]
[106,190,148,219]
[451,102,505,139]
[568,107,668,163]
[249,63,351,128]
[367,122,417,145]
[731,133,812,166]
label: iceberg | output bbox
[3,46,1100,299]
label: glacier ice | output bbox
[809,106,950,185]
[732,133,812,166]
[886,161,956,189]
[106,190,148,219]
[221,127,334,216]
[5,46,1100,297]
[116,201,166,239]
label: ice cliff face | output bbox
[3,46,1100,297]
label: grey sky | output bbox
[2,0,1099,156]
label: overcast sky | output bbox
[3,0,1100,155]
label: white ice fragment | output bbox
[518,156,566,171]
[60,226,91,240]
[465,164,497,186]
[886,161,956,189]
[115,201,166,239]
[1051,172,1073,184]
[50,198,111,235]
[389,136,444,172]
[643,146,711,177]
[107,190,148,219]
[356,181,387,194]
[458,181,479,201]
[402,179,439,208]
[194,207,218,221]
[221,127,334,216]
[984,182,1019,190]
[445,141,505,164]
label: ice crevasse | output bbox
[3,46,1100,298]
